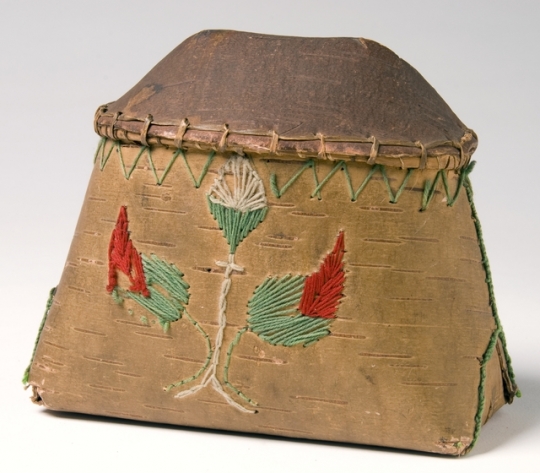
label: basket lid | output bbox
[95,30,477,169]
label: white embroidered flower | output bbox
[208,155,267,212]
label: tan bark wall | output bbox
[28,142,505,455]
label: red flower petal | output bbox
[299,232,345,318]
[107,206,149,296]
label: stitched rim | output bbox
[94,105,478,171]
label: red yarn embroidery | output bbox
[298,231,345,319]
[107,206,149,296]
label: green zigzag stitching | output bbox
[270,159,322,199]
[95,138,472,208]
[95,138,215,187]
[465,165,520,453]
[420,162,473,211]
[181,150,216,188]
[270,159,473,209]
[271,160,413,202]
[94,137,115,169]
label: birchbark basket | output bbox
[25,30,518,455]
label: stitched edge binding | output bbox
[464,171,519,454]
[22,287,57,385]
[94,106,477,170]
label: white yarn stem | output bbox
[175,254,255,413]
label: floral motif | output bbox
[224,232,346,406]
[299,231,345,319]
[106,206,212,389]
[172,154,269,413]
[106,206,149,296]
[207,155,268,254]
[104,163,346,414]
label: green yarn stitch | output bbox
[95,139,216,188]
[271,157,471,209]
[380,166,413,203]
[309,160,346,197]
[270,159,319,198]
[272,159,413,203]
[223,327,257,406]
[310,162,413,203]
[123,254,190,330]
[96,138,115,170]
[247,275,332,347]
[165,309,213,391]
[127,286,182,329]
[141,254,189,305]
[118,143,147,180]
[464,166,519,453]
[421,162,476,211]
[181,150,216,188]
[222,274,334,405]
[348,164,379,201]
[110,252,212,388]
[208,200,268,254]
[147,147,181,185]
[93,137,106,165]
[96,137,471,210]
[22,287,56,385]
[421,171,443,210]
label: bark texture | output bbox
[28,143,511,455]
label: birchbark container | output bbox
[24,30,519,455]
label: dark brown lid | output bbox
[95,30,477,169]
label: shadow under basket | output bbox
[24,30,519,456]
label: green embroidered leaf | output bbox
[127,287,182,324]
[208,201,267,254]
[247,275,332,347]
[125,254,190,329]
[206,155,268,253]
[141,254,189,305]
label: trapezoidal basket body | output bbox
[25,30,518,456]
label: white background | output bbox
[1,0,539,471]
